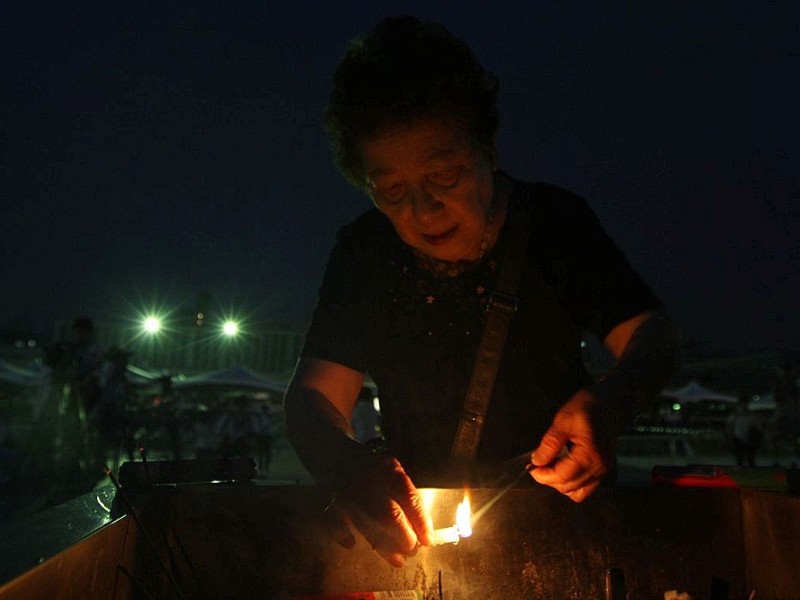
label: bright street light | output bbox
[143,316,162,334]
[222,320,239,337]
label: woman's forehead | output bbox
[361,119,473,178]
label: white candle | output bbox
[431,525,460,546]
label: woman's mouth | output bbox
[422,226,458,246]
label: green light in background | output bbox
[143,316,162,334]
[222,320,239,337]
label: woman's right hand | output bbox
[325,453,433,567]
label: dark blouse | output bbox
[301,178,662,485]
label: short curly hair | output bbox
[325,16,500,192]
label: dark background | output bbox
[1,1,798,354]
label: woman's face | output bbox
[360,117,496,262]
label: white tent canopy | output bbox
[0,359,50,387]
[126,364,168,387]
[661,380,738,403]
[171,364,288,395]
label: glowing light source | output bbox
[222,320,239,336]
[143,316,162,334]
[431,492,472,546]
[455,495,472,538]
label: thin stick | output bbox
[138,445,206,594]
[117,563,158,600]
[471,463,534,525]
[106,467,187,599]
[138,444,152,484]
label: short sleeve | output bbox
[536,185,663,341]
[300,211,394,373]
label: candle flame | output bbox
[455,495,472,538]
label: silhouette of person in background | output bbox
[215,395,256,459]
[774,358,800,465]
[71,317,105,419]
[25,316,106,506]
[91,347,135,471]
[252,401,276,475]
[728,396,762,467]
[69,317,107,475]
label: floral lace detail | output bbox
[411,248,484,279]
[400,251,498,335]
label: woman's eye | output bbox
[429,169,460,186]
[378,184,405,204]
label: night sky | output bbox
[1,2,798,354]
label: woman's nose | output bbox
[410,187,444,221]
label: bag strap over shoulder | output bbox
[450,183,531,473]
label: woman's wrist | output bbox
[284,386,373,488]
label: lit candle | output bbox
[431,495,472,546]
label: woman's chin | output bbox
[421,245,477,263]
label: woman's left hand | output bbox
[528,389,617,503]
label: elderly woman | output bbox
[284,16,679,567]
